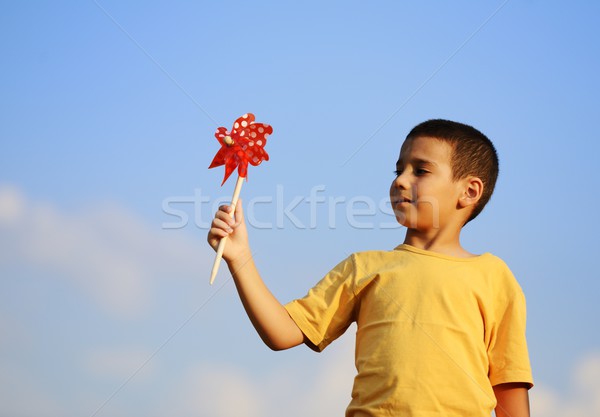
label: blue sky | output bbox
[1,1,599,416]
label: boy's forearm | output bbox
[227,253,304,351]
[493,383,530,417]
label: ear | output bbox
[458,176,483,209]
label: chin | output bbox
[393,213,412,229]
[395,213,435,231]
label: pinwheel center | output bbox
[223,135,234,146]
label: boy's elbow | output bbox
[263,332,304,351]
[267,342,291,351]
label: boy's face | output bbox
[390,136,465,231]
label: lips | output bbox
[392,196,413,205]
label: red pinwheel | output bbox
[208,113,274,285]
[209,113,273,185]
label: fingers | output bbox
[215,205,235,223]
[210,201,243,235]
[215,200,244,224]
[211,217,233,235]
[207,200,249,258]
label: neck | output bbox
[403,226,473,258]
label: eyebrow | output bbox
[395,157,438,168]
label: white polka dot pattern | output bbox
[210,113,274,184]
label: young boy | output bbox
[207,119,533,416]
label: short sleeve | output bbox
[487,289,534,388]
[284,254,358,352]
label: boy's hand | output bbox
[207,200,251,263]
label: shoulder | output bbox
[343,248,415,291]
[349,248,411,272]
[480,254,527,305]
[483,254,520,282]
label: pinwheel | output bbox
[208,113,273,284]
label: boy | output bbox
[207,119,533,416]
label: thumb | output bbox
[233,198,245,226]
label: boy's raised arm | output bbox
[493,383,530,417]
[208,202,304,351]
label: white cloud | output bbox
[287,334,355,416]
[530,352,600,417]
[0,184,24,224]
[0,184,211,319]
[164,362,265,417]
[161,332,356,417]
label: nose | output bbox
[393,170,410,190]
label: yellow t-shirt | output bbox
[285,244,533,416]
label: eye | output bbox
[393,169,403,177]
[415,168,429,176]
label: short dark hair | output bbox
[406,119,499,223]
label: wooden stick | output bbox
[210,175,245,285]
